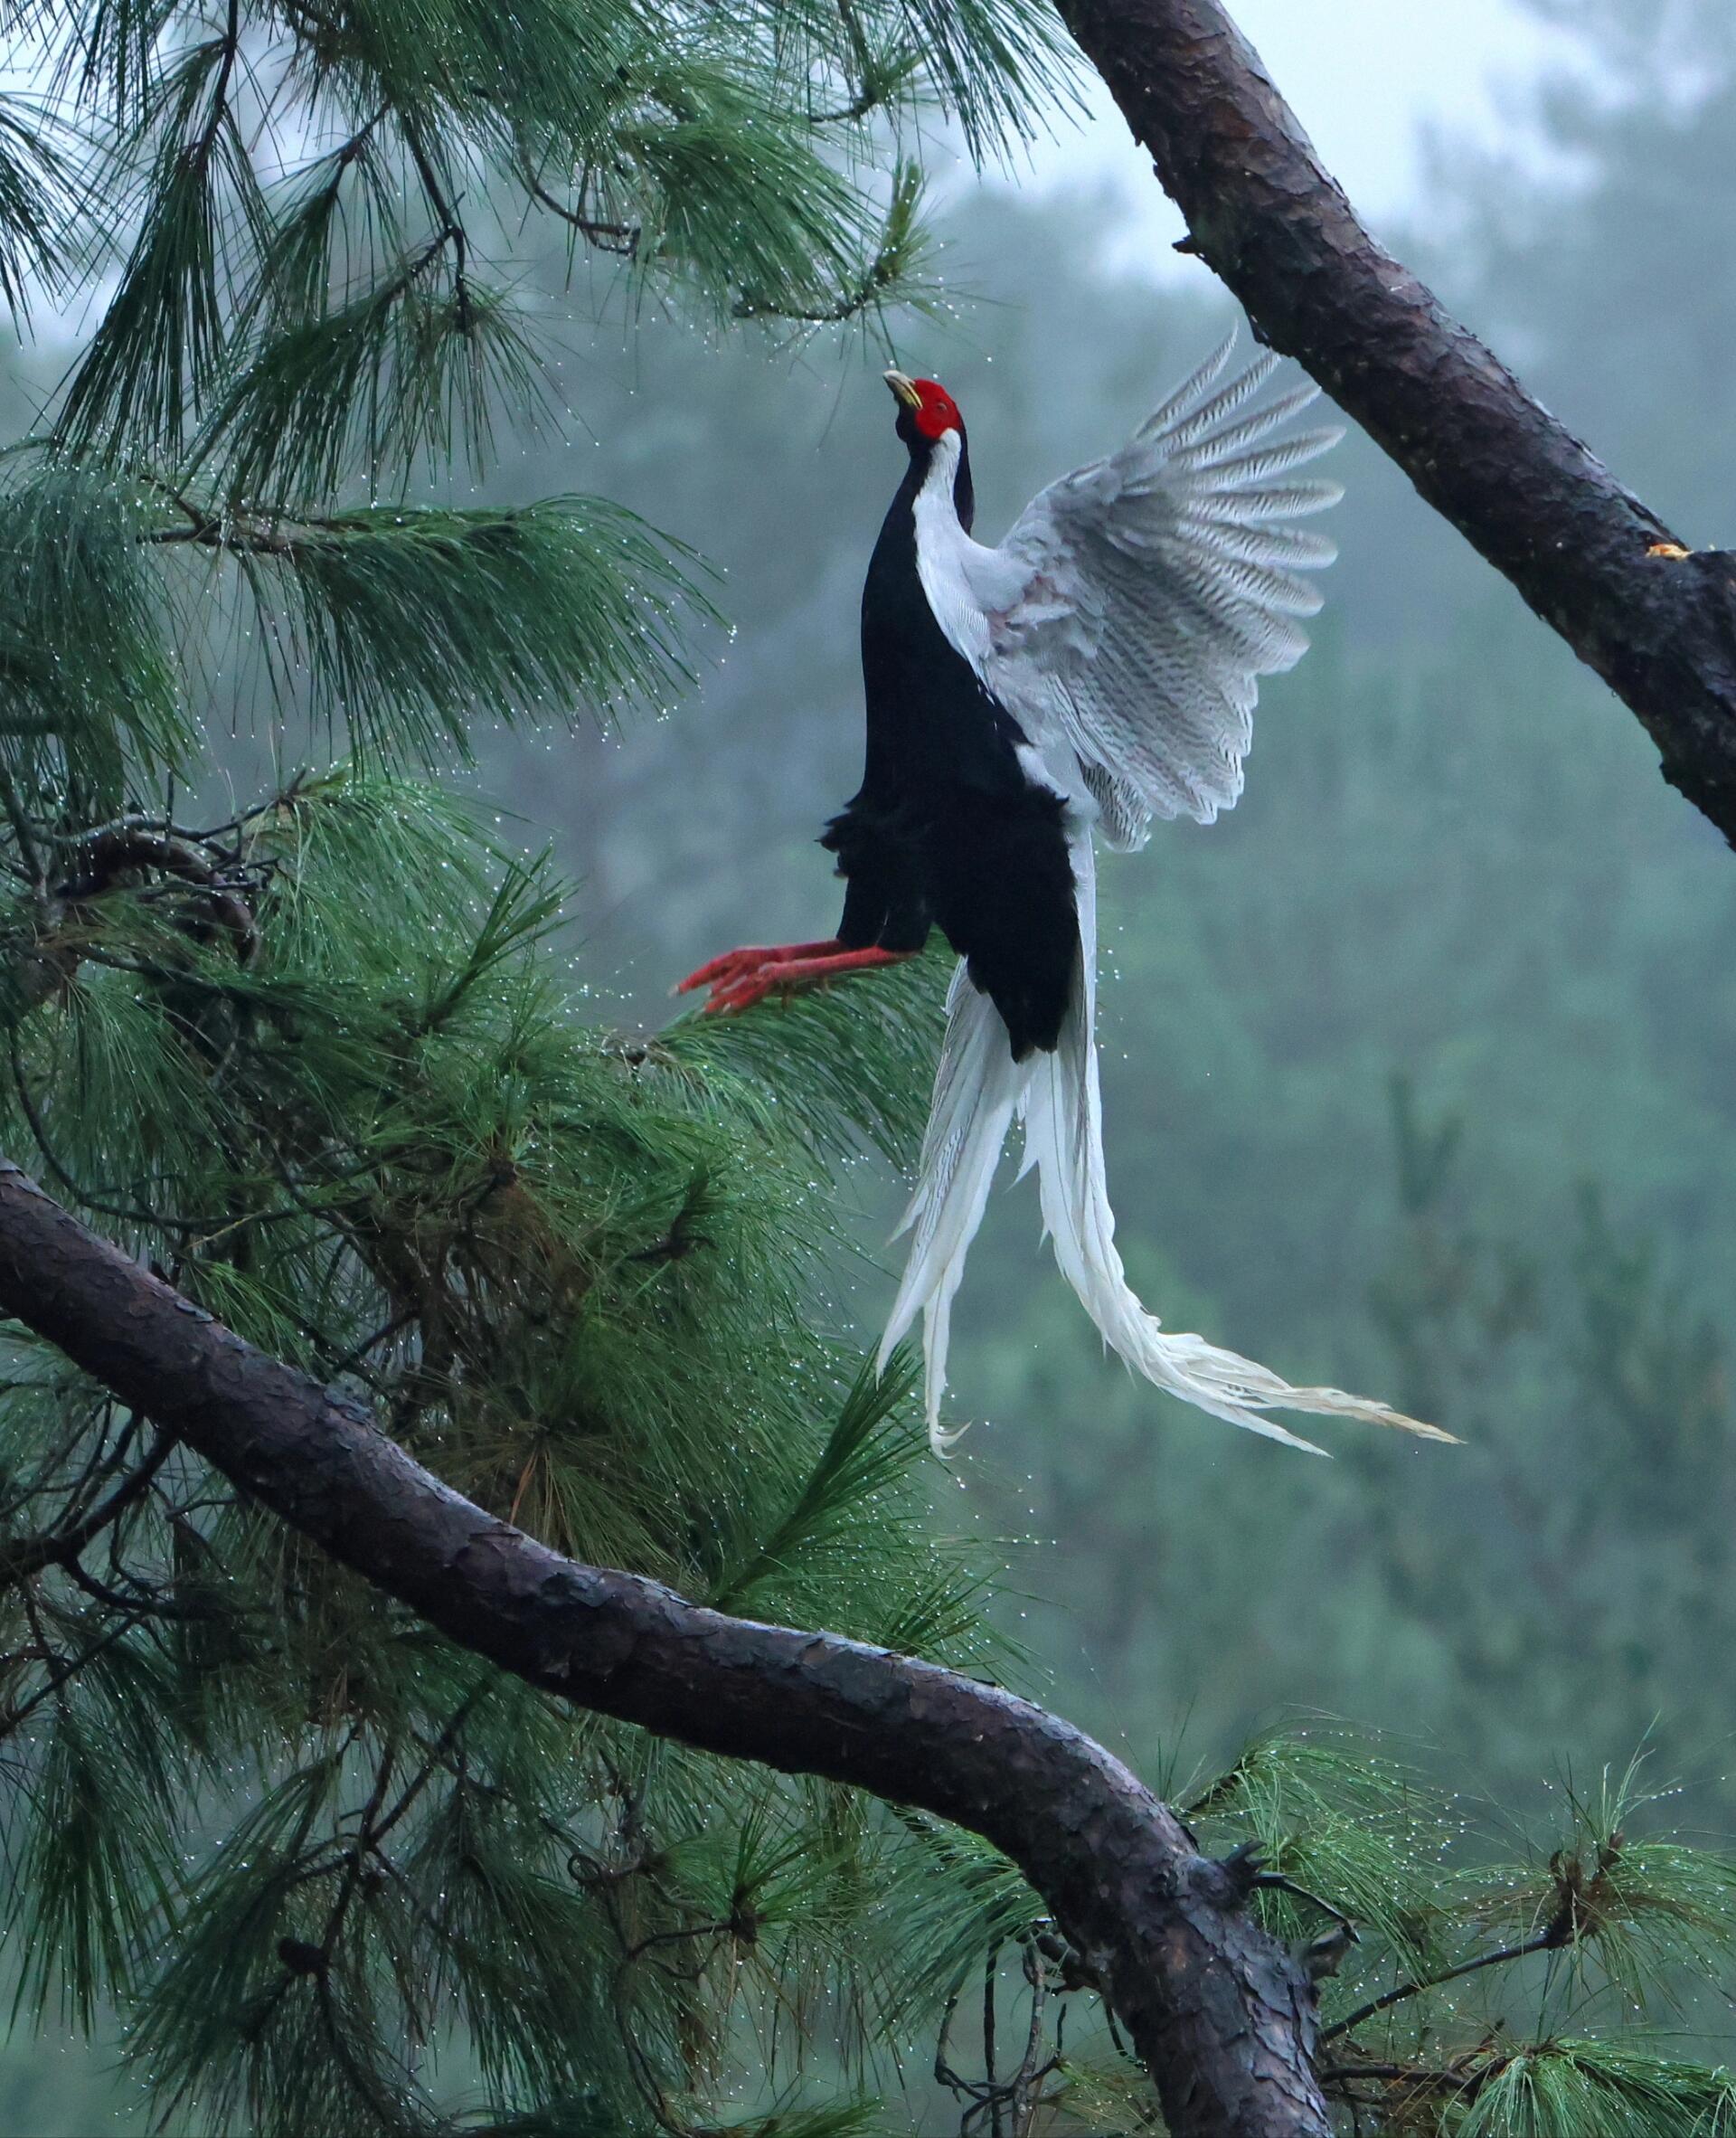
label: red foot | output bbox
[675,940,843,996]
[677,941,914,1016]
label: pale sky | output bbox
[1008,0,1579,264]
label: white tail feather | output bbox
[882,834,1452,1456]
[876,965,1025,1449]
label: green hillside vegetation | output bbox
[5,0,1736,2129]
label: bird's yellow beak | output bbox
[883,369,921,411]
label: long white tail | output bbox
[877,836,1451,1455]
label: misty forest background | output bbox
[11,0,1736,2122]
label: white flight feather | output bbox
[877,334,1450,1455]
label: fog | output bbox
[13,0,1736,2122]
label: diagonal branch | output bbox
[1050,0,1736,844]
[1320,1933,1557,2046]
[0,1155,1328,2138]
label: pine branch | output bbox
[52,826,259,960]
[1320,1932,1558,2045]
[0,1152,1334,2138]
[397,111,472,329]
[148,495,712,762]
[804,24,923,128]
[54,1,255,454]
[1050,0,1736,845]
[521,172,640,259]
[189,228,495,501]
[731,164,934,326]
[0,459,191,799]
[1323,2039,1736,2133]
[708,1355,920,1613]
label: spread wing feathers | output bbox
[980,331,1344,847]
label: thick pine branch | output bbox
[1049,0,1736,844]
[0,1154,1329,2138]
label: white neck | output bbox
[914,430,963,529]
[911,432,992,668]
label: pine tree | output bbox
[0,0,1052,2122]
[0,0,1733,2133]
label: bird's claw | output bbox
[675,945,783,996]
[676,939,852,1014]
[676,942,910,1017]
[677,947,808,1017]
[703,967,787,1016]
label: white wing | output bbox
[973,332,1343,847]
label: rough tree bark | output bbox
[0,1159,1329,2138]
[1052,0,1736,845]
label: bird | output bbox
[679,333,1451,1456]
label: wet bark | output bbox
[0,1157,1329,2138]
[1053,0,1736,842]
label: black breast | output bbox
[824,449,1079,1060]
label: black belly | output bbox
[839,460,1080,1061]
[824,625,1078,1059]
[823,776,1076,1061]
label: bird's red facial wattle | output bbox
[884,370,962,440]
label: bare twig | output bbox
[523,174,640,258]
[1321,1934,1558,2044]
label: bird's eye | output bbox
[914,385,958,439]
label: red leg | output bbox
[675,940,844,996]
[703,945,915,1016]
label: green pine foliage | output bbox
[20,0,1067,494]
[0,0,1065,2122]
[0,0,1731,2129]
[0,94,69,319]
[1016,1733,1736,2138]
[0,767,1016,2131]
